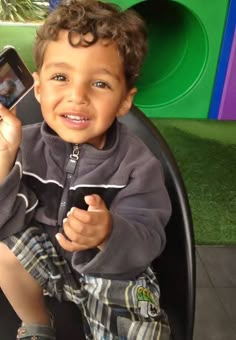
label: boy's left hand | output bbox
[56,194,112,252]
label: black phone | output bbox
[0,46,34,110]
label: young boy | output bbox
[0,0,172,339]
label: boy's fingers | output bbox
[0,104,8,120]
[0,104,19,124]
[11,107,17,115]
[62,216,107,248]
[68,207,93,225]
[63,216,94,237]
[55,233,87,252]
[63,217,92,240]
[68,206,104,226]
[0,103,12,114]
[85,194,108,211]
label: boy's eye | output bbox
[51,74,67,81]
[93,81,110,89]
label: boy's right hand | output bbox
[0,104,22,181]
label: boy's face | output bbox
[33,30,136,148]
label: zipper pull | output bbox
[65,144,80,174]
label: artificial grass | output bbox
[151,119,236,245]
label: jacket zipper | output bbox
[57,143,80,233]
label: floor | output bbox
[194,245,236,340]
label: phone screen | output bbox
[0,47,34,110]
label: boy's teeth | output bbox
[65,115,88,121]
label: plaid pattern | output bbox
[3,226,171,340]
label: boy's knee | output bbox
[0,242,19,269]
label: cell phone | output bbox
[0,46,34,110]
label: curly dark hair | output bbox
[34,0,147,89]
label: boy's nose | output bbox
[67,84,89,105]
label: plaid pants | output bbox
[3,226,171,340]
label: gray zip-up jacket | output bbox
[0,120,171,280]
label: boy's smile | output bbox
[33,30,136,148]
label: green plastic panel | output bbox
[108,0,229,118]
[103,0,145,10]
[135,1,208,106]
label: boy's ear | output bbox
[116,87,137,117]
[32,72,41,103]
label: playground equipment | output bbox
[218,29,236,120]
[209,0,236,120]
[107,0,229,118]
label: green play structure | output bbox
[0,0,230,118]
[105,0,229,118]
